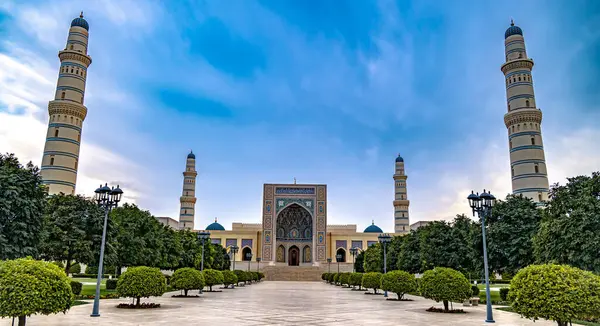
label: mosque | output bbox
[39,14,551,267]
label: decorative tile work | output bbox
[242,239,253,249]
[317,216,325,230]
[265,185,274,199]
[318,202,325,214]
[275,198,314,215]
[264,216,272,229]
[264,230,272,244]
[317,246,325,260]
[317,186,325,200]
[226,238,237,248]
[351,240,362,250]
[317,232,325,245]
[264,200,272,214]
[336,240,347,249]
[367,241,377,247]
[263,245,271,261]
[211,238,222,245]
[275,187,315,195]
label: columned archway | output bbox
[288,246,300,266]
[276,203,313,266]
[303,245,311,263]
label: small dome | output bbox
[187,151,195,159]
[395,154,404,163]
[206,218,225,231]
[505,20,522,39]
[364,220,383,233]
[71,12,89,31]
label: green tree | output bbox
[487,195,541,275]
[158,225,183,270]
[202,269,224,291]
[420,220,471,273]
[39,194,106,275]
[419,267,471,312]
[361,272,382,294]
[178,229,200,268]
[534,173,600,273]
[0,258,73,326]
[396,230,421,273]
[383,236,403,272]
[349,272,363,289]
[170,267,205,296]
[0,154,46,260]
[508,264,600,326]
[116,266,166,307]
[222,270,237,288]
[363,243,382,272]
[354,251,365,273]
[381,270,417,300]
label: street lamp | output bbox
[468,189,496,323]
[378,233,392,298]
[349,247,359,272]
[230,245,239,271]
[327,258,332,273]
[256,257,261,274]
[336,253,342,274]
[246,252,253,271]
[196,231,211,271]
[91,184,123,317]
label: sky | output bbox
[1,0,599,232]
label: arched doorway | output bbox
[288,246,300,266]
[276,245,285,262]
[336,248,346,262]
[241,247,252,261]
[303,245,311,263]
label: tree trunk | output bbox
[136,297,140,307]
[184,289,188,296]
[443,300,449,311]
[209,285,213,291]
[556,322,568,326]
[18,316,26,326]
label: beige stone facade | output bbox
[179,152,197,230]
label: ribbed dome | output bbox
[71,12,89,31]
[395,154,404,163]
[364,221,383,233]
[505,21,522,39]
[187,151,195,159]
[206,218,225,231]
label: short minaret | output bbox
[40,12,92,195]
[179,151,197,230]
[501,20,550,203]
[393,154,410,234]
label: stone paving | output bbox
[1,281,556,326]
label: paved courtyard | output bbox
[1,281,555,326]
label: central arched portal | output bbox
[276,203,313,266]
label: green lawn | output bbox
[496,307,600,326]
[70,277,117,297]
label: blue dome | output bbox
[187,151,195,159]
[395,154,404,163]
[206,218,225,231]
[505,21,522,39]
[364,221,383,233]
[71,13,89,31]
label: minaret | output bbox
[393,154,410,234]
[501,20,550,203]
[40,12,92,195]
[179,151,197,230]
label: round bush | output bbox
[0,258,73,325]
[258,272,265,280]
[381,270,417,300]
[508,264,600,326]
[339,273,350,286]
[233,270,247,285]
[69,263,81,274]
[333,273,340,285]
[471,284,480,297]
[202,269,224,291]
[106,279,118,290]
[419,267,471,312]
[86,265,98,274]
[251,271,259,281]
[362,272,382,294]
[171,268,205,296]
[328,273,335,283]
[350,273,363,288]
[70,281,82,295]
[222,270,238,288]
[116,266,166,307]
[321,272,328,281]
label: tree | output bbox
[0,258,73,326]
[354,251,365,273]
[116,266,166,307]
[508,264,600,326]
[0,154,46,260]
[178,229,200,269]
[419,267,471,312]
[380,270,417,300]
[361,272,382,294]
[363,243,382,272]
[222,270,237,288]
[487,195,541,275]
[349,272,363,289]
[170,267,204,296]
[396,230,422,273]
[383,236,403,272]
[39,194,105,275]
[234,270,247,286]
[158,225,183,270]
[202,269,224,291]
[419,220,463,272]
[534,173,600,273]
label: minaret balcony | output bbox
[58,50,92,66]
[179,196,197,203]
[393,199,410,206]
[393,174,408,181]
[501,58,534,74]
[504,109,543,128]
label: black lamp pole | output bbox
[336,254,342,274]
[196,231,210,271]
[327,258,332,273]
[246,252,253,271]
[349,247,358,273]
[378,233,392,298]
[91,184,123,317]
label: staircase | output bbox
[260,263,354,281]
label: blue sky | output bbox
[1,0,599,232]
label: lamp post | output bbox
[349,247,358,272]
[246,252,253,271]
[336,254,342,274]
[196,231,211,271]
[256,257,261,274]
[378,233,392,298]
[230,245,239,271]
[468,189,496,323]
[327,258,332,273]
[90,184,123,317]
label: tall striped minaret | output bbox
[393,154,410,234]
[40,12,91,195]
[179,151,197,230]
[502,20,550,203]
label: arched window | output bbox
[526,100,530,107]
[509,140,512,149]
[70,44,73,50]
[518,76,521,81]
[531,137,535,145]
[50,157,54,165]
[534,164,539,173]
[512,126,515,132]
[184,209,187,214]
[70,68,73,73]
[54,129,59,137]
[74,160,78,170]
[517,124,520,131]
[61,92,65,99]
[538,193,543,202]
[336,248,346,263]
[70,117,73,124]
[242,247,252,261]
[511,168,514,177]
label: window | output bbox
[184,209,187,214]
[509,140,512,149]
[70,117,73,124]
[61,92,65,99]
[77,133,80,142]
[517,124,520,131]
[54,129,59,137]
[74,160,78,169]
[534,164,539,173]
[531,137,535,145]
[70,68,73,73]
[512,126,515,132]
[403,226,405,231]
[76,69,79,75]
[70,44,73,50]
[518,76,521,81]
[508,104,511,110]
[50,157,54,165]
[511,168,514,177]
[538,193,543,202]
[535,124,538,130]
[526,100,530,107]
[81,96,84,103]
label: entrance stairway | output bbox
[261,263,354,281]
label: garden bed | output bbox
[117,303,161,309]
[426,307,466,314]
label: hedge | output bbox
[222,270,238,288]
[116,266,166,307]
[70,281,82,295]
[171,268,205,296]
[471,285,480,297]
[380,270,416,300]
[258,272,265,280]
[202,269,224,291]
[333,273,340,285]
[106,279,118,290]
[362,272,382,294]
[327,273,335,283]
[234,270,247,285]
[349,273,363,289]
[322,272,329,281]
[339,273,350,286]
[69,263,81,274]
[72,273,110,278]
[419,267,471,312]
[499,288,509,301]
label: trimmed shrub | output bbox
[234,270,247,285]
[499,287,509,301]
[508,264,600,326]
[164,275,171,285]
[328,273,335,283]
[52,261,65,269]
[72,273,110,278]
[69,263,81,274]
[333,273,340,285]
[202,269,224,291]
[350,273,363,289]
[106,279,118,290]
[171,268,205,296]
[362,272,382,294]
[419,267,471,312]
[86,265,98,275]
[222,270,238,288]
[70,281,82,295]
[321,273,329,281]
[339,273,350,286]
[258,272,265,281]
[471,285,480,297]
[251,271,259,281]
[381,270,417,300]
[116,266,166,307]
[0,258,73,326]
